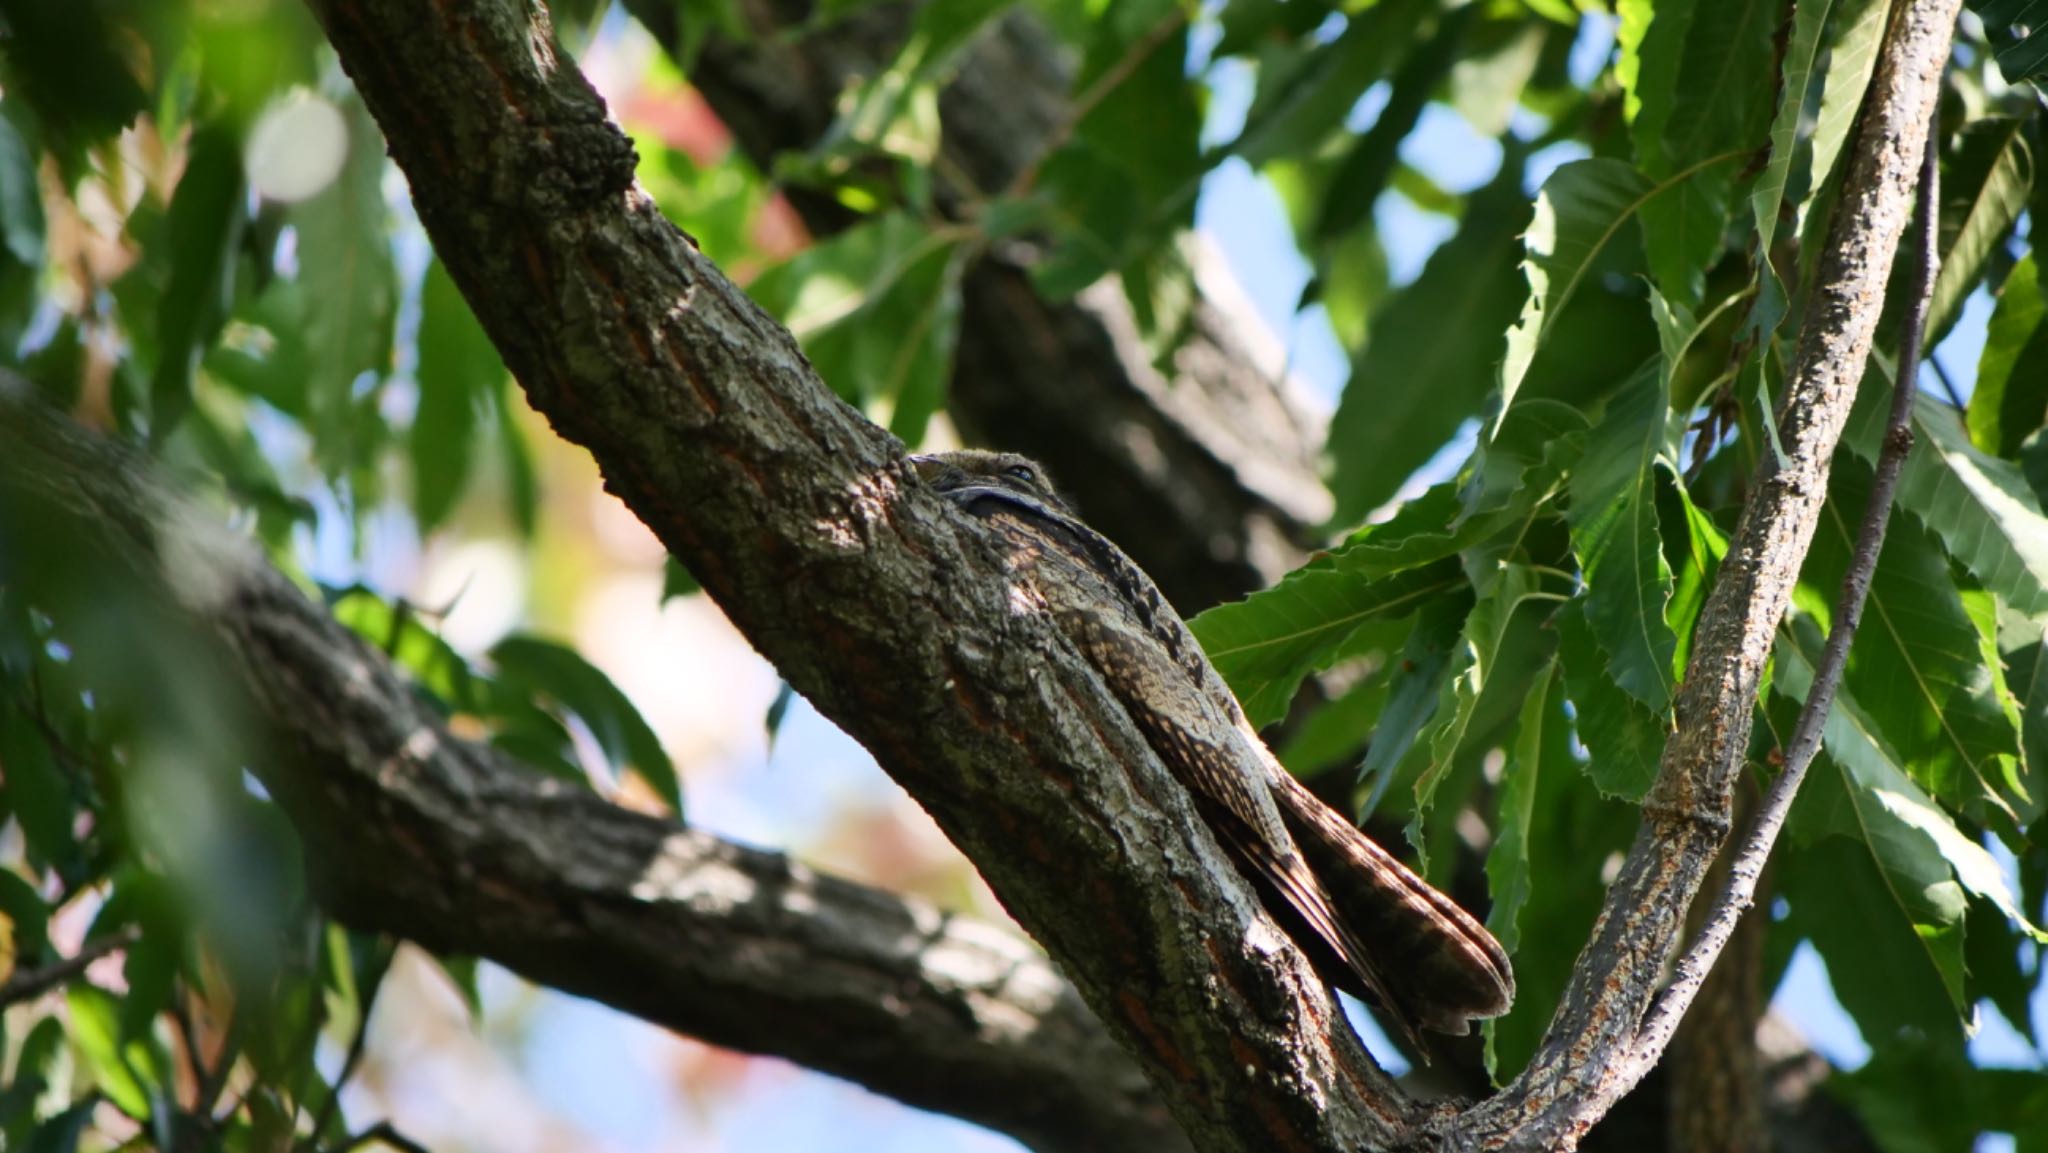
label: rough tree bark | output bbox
[313,0,1958,1146]
[0,0,1955,1146]
[299,1,1409,1149]
[0,375,1180,1153]
[636,0,1333,614]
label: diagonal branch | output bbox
[280,1,1407,1147]
[0,374,1186,1153]
[1442,0,1963,1147]
[1632,101,1944,1085]
[651,0,1331,615]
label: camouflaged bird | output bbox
[912,449,1515,1052]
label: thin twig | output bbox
[1929,354,1969,416]
[340,1121,433,1153]
[302,937,395,1153]
[1626,101,1943,1070]
[1000,10,1189,201]
[0,927,143,1007]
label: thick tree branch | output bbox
[0,376,1186,1153]
[637,0,1331,613]
[287,2,1405,1148]
[1439,1,1962,1147]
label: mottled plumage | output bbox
[913,449,1514,1051]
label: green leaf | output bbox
[1191,557,1467,729]
[1976,0,2048,85]
[1831,1038,2048,1153]
[1778,831,1967,1042]
[290,96,397,481]
[413,259,502,534]
[662,556,702,601]
[764,680,796,749]
[498,380,539,538]
[1847,374,2048,618]
[1497,158,1654,424]
[1310,5,1467,243]
[1616,0,1695,151]
[1274,619,1413,777]
[1971,253,2048,458]
[1800,462,2026,821]
[0,1,150,173]
[1659,468,1728,676]
[1779,623,2044,947]
[1751,0,1835,262]
[328,586,479,712]
[1924,118,2032,350]
[0,868,50,962]
[1808,0,1888,207]
[152,123,245,442]
[1406,565,1548,866]
[0,111,45,268]
[1328,162,1531,524]
[432,953,484,1019]
[0,698,81,873]
[1231,0,1422,167]
[1557,600,1666,800]
[1449,16,1544,139]
[488,635,680,812]
[1484,662,1564,957]
[1032,6,1201,295]
[747,212,964,444]
[1482,679,1638,1078]
[790,0,1009,202]
[1655,0,1775,174]
[66,986,155,1119]
[1567,364,1678,714]
[1357,590,1473,816]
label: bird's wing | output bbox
[1268,769,1515,1032]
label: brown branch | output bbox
[0,374,1190,1153]
[288,0,1405,1147]
[1631,100,1944,1081]
[655,0,1330,615]
[1435,1,1962,1147]
[0,928,141,1007]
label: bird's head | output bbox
[910,450,1075,517]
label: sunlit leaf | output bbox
[1557,600,1665,800]
[1801,463,2026,821]
[489,635,681,813]
[1568,364,1678,713]
[413,259,502,534]
[153,124,246,442]
[1329,162,1531,524]
[1924,118,2031,349]
[1971,253,2048,458]
[66,986,157,1119]
[1781,623,2044,947]
[1498,158,1654,424]
[1808,0,1889,209]
[291,96,396,482]
[1846,370,2048,618]
[748,212,965,444]
[1191,557,1466,729]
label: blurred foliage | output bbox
[2,0,2048,1149]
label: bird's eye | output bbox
[1003,463,1038,484]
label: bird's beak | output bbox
[907,454,943,483]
